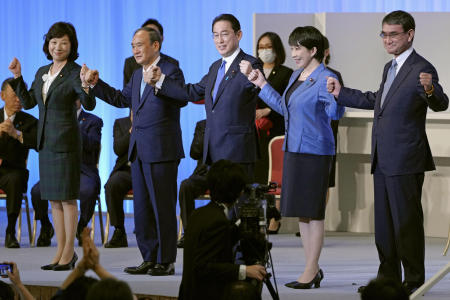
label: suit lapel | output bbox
[285,65,323,109]
[380,52,416,112]
[46,61,73,103]
[36,65,51,106]
[136,63,154,111]
[212,50,244,108]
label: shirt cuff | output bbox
[238,265,246,280]
[154,73,165,94]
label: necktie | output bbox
[140,78,146,98]
[212,60,226,103]
[380,59,398,108]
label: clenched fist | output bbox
[326,76,341,98]
[80,64,99,87]
[143,66,162,86]
[419,72,433,92]
[8,57,22,78]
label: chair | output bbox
[0,189,33,245]
[103,189,133,246]
[267,135,285,198]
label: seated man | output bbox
[0,78,37,248]
[179,159,266,300]
[177,119,207,248]
[31,100,103,246]
[103,115,132,248]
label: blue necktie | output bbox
[140,78,146,98]
[380,59,398,107]
[212,60,226,103]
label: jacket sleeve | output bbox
[113,119,130,157]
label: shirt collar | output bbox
[142,55,161,74]
[222,47,241,72]
[3,108,16,123]
[393,46,413,74]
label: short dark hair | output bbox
[257,32,286,66]
[86,278,134,300]
[134,27,162,50]
[323,36,330,65]
[288,26,325,62]
[207,160,247,204]
[361,277,409,300]
[59,276,98,300]
[0,281,14,300]
[1,77,14,91]
[212,14,241,33]
[382,10,415,32]
[141,18,164,37]
[43,22,79,61]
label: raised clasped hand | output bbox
[8,57,22,78]
[80,64,99,87]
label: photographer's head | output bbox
[207,160,247,206]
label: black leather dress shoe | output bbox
[177,235,184,248]
[124,261,155,274]
[104,228,128,248]
[37,225,54,247]
[53,252,78,271]
[402,281,422,295]
[5,233,20,248]
[148,263,175,276]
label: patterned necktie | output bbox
[380,59,398,108]
[212,60,226,103]
[140,78,146,98]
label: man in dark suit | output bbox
[148,14,262,179]
[327,10,449,295]
[83,27,186,276]
[0,78,37,248]
[123,18,179,88]
[104,115,132,248]
[179,160,266,300]
[31,99,103,246]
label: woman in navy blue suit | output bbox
[9,22,95,271]
[240,26,344,289]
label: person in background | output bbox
[103,114,133,248]
[0,78,37,248]
[254,32,293,234]
[1,262,35,300]
[9,22,95,270]
[240,26,344,289]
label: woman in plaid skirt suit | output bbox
[9,22,95,270]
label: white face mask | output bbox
[258,49,276,64]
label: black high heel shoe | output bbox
[285,269,324,289]
[41,263,58,270]
[53,252,78,271]
[267,221,281,235]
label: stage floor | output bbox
[1,223,449,300]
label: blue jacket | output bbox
[259,63,345,155]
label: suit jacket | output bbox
[93,55,186,163]
[257,64,293,137]
[337,50,449,176]
[259,63,345,155]
[0,108,37,170]
[11,61,96,152]
[111,116,131,173]
[123,53,179,88]
[159,49,263,164]
[78,110,103,183]
[179,201,240,300]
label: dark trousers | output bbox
[179,162,254,231]
[0,167,28,233]
[104,168,132,228]
[31,173,100,226]
[132,157,179,264]
[373,164,425,284]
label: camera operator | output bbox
[179,159,266,300]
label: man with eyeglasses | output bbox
[327,10,448,295]
[146,14,262,180]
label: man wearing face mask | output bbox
[254,32,292,234]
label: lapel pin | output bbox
[309,78,314,82]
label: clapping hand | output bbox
[80,64,99,87]
[0,119,18,139]
[8,57,22,78]
[239,60,253,76]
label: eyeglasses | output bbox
[212,31,233,41]
[379,31,407,39]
